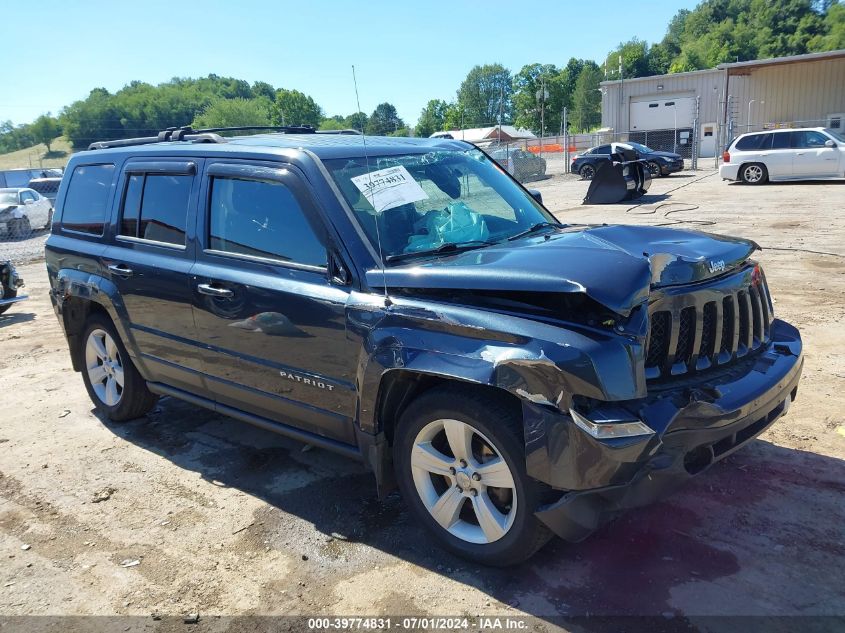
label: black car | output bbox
[46,126,803,566]
[573,142,684,179]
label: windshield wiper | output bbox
[385,240,497,264]
[507,221,562,241]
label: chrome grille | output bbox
[644,266,773,380]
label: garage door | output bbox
[630,96,695,131]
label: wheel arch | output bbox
[53,269,135,373]
[375,369,523,447]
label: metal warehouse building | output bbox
[600,49,845,158]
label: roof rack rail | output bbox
[86,124,319,151]
[188,125,318,135]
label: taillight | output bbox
[722,150,731,163]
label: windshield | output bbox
[0,192,18,205]
[325,148,558,263]
[824,128,845,143]
[624,142,652,153]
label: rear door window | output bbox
[594,145,612,154]
[61,164,115,235]
[118,174,192,246]
[771,133,791,150]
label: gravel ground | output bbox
[0,230,48,264]
[1,170,844,630]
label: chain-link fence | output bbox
[0,169,63,261]
[482,126,701,182]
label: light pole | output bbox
[747,99,764,131]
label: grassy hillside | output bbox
[0,137,73,171]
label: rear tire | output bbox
[740,162,768,185]
[80,313,158,422]
[394,385,552,566]
[579,164,595,180]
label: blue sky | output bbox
[4,0,700,126]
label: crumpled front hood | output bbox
[367,224,758,316]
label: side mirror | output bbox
[825,139,836,148]
[24,198,34,205]
[528,189,543,205]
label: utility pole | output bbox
[619,54,624,133]
[498,84,503,143]
[536,75,548,154]
[563,107,569,172]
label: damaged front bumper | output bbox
[525,318,803,541]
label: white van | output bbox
[720,127,845,184]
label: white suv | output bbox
[720,127,845,184]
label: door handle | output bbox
[197,283,234,298]
[108,264,134,277]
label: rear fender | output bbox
[52,269,141,373]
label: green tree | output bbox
[456,63,512,127]
[809,0,845,49]
[251,81,276,101]
[366,103,404,136]
[343,111,369,132]
[570,62,603,133]
[319,116,347,131]
[272,89,323,127]
[512,64,568,135]
[29,115,61,152]
[192,98,271,131]
[442,103,466,131]
[415,99,449,137]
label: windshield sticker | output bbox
[350,165,428,213]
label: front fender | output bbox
[351,295,646,434]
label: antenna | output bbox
[352,64,391,308]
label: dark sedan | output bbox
[573,142,683,179]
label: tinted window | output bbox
[735,133,771,151]
[594,145,612,154]
[209,177,326,267]
[119,174,144,238]
[138,175,191,245]
[791,131,829,148]
[771,132,791,149]
[62,164,115,235]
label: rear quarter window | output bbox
[61,164,115,235]
[735,134,771,151]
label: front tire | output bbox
[646,161,661,178]
[394,385,552,566]
[9,217,31,240]
[81,314,158,421]
[0,276,16,316]
[740,162,768,185]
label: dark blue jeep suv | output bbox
[46,127,803,565]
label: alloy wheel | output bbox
[743,164,764,183]
[85,328,124,407]
[410,418,517,544]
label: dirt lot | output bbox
[1,170,844,629]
